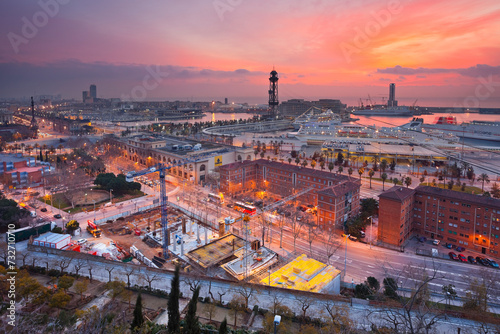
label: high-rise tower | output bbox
[388,83,398,107]
[90,84,97,99]
[30,97,38,139]
[268,69,279,117]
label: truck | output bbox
[7,222,54,243]
[87,220,102,238]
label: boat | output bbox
[291,116,460,148]
[352,106,413,116]
[421,116,500,142]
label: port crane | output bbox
[125,158,199,259]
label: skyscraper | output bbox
[388,83,397,107]
[90,84,97,99]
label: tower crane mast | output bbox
[126,157,199,259]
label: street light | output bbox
[344,233,350,280]
[273,315,281,334]
[368,216,373,249]
[109,188,113,204]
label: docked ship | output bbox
[291,116,459,148]
[351,105,413,116]
[420,116,500,143]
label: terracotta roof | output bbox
[379,185,415,202]
[416,186,500,208]
[221,159,350,181]
[317,180,361,197]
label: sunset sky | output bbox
[1,0,500,106]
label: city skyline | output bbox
[1,0,500,107]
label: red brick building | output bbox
[378,186,415,246]
[0,153,42,188]
[220,159,353,204]
[317,180,361,230]
[220,160,361,229]
[379,185,500,257]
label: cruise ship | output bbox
[291,116,459,147]
[421,116,500,142]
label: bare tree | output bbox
[305,221,318,258]
[217,290,227,304]
[373,261,445,334]
[295,293,315,320]
[73,258,87,276]
[57,257,73,274]
[277,213,286,248]
[124,265,136,288]
[20,252,30,267]
[104,266,115,282]
[87,260,94,282]
[323,299,353,331]
[289,214,303,252]
[235,283,257,309]
[183,274,202,293]
[324,233,341,265]
[142,271,160,290]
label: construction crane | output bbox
[125,157,199,259]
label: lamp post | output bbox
[344,233,350,280]
[109,188,113,204]
[366,216,373,248]
[93,200,96,223]
[273,315,281,334]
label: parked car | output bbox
[77,239,87,245]
[349,236,358,242]
[458,254,467,262]
[419,237,427,243]
[359,231,366,238]
[467,256,477,264]
[476,256,488,266]
[445,243,454,249]
[226,204,233,208]
[432,239,440,245]
[448,252,458,260]
[487,259,499,268]
[40,208,47,212]
[456,246,465,252]
[53,214,62,219]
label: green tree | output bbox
[491,182,500,198]
[58,275,75,292]
[354,283,372,299]
[442,284,457,309]
[361,198,378,218]
[295,157,300,165]
[288,157,292,164]
[367,276,380,293]
[183,286,201,334]
[348,167,353,177]
[167,266,181,334]
[218,317,228,334]
[383,277,398,300]
[337,165,343,174]
[319,160,325,170]
[131,293,144,331]
[404,176,412,188]
[380,159,388,177]
[328,162,334,173]
[477,173,490,192]
[336,152,344,165]
[75,279,89,302]
[392,178,399,186]
[65,220,80,235]
[49,290,71,312]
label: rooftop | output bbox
[379,186,416,202]
[222,159,351,181]
[317,180,362,197]
[34,232,71,244]
[416,185,500,208]
[5,166,43,174]
[262,254,341,293]
[186,233,246,269]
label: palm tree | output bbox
[404,176,412,188]
[337,166,343,174]
[348,167,353,178]
[381,172,387,190]
[328,162,334,173]
[371,156,380,171]
[461,161,469,178]
[295,157,300,165]
[477,173,490,192]
[320,160,325,170]
[380,159,388,177]
[25,144,33,156]
[393,178,399,186]
[358,167,364,179]
[288,157,292,164]
[368,169,374,189]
